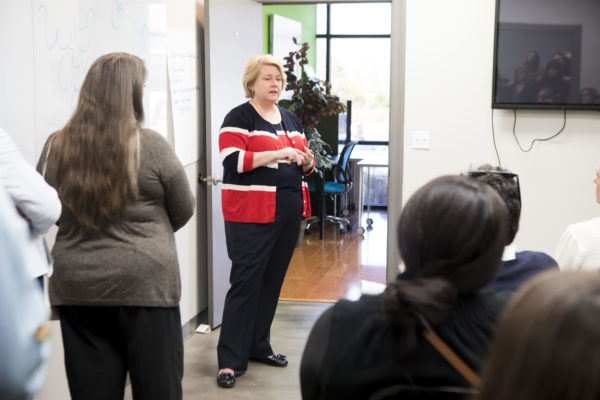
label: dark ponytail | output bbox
[382,175,507,353]
[382,278,457,354]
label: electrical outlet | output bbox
[411,130,430,150]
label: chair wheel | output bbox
[339,229,346,235]
[357,227,365,235]
[305,229,312,235]
[366,218,373,226]
[347,224,353,230]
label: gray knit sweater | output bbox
[38,129,194,307]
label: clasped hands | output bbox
[277,146,314,167]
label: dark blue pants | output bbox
[217,199,301,371]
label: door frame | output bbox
[258,0,406,283]
[204,0,263,328]
[203,0,406,328]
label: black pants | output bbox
[58,305,183,400]
[217,200,301,371]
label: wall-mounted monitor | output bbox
[492,0,600,110]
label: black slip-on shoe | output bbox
[250,353,288,367]
[217,372,235,388]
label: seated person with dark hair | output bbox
[468,164,558,292]
[537,60,569,103]
[300,175,512,399]
[551,51,571,81]
[536,86,555,103]
[580,87,600,105]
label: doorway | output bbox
[203,0,405,325]
[262,2,393,302]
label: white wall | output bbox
[0,1,36,162]
[0,1,204,399]
[168,0,204,331]
[402,0,600,256]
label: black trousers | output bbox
[217,200,301,371]
[58,305,183,400]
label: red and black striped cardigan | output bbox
[218,102,314,223]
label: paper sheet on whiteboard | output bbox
[167,28,199,166]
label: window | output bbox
[316,3,391,147]
[316,3,391,207]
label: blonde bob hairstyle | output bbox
[242,54,286,99]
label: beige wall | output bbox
[402,0,600,256]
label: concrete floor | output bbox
[126,301,331,400]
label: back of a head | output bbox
[546,59,563,78]
[468,164,520,244]
[382,175,508,352]
[398,175,508,293]
[479,270,600,400]
[52,52,147,230]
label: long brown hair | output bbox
[478,270,600,400]
[51,52,146,230]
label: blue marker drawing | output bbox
[74,8,95,53]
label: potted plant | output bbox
[278,39,346,244]
[278,38,346,178]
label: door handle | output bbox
[198,174,222,186]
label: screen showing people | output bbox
[494,0,600,107]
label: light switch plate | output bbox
[411,130,430,150]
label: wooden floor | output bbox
[280,209,388,302]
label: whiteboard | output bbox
[31,0,168,149]
[269,14,301,63]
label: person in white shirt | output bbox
[0,127,61,286]
[0,183,50,399]
[554,167,600,271]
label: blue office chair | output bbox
[306,141,357,236]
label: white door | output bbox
[204,0,262,328]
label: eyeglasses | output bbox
[468,170,521,204]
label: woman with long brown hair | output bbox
[38,52,194,400]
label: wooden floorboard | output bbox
[280,209,388,302]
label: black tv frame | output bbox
[491,0,600,111]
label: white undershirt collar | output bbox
[502,244,517,261]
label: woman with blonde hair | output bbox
[216,54,314,388]
[478,270,600,400]
[38,52,194,400]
